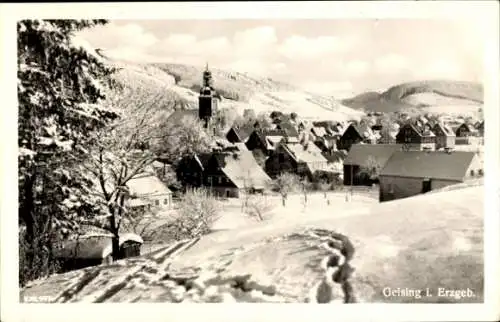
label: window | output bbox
[470,170,475,177]
[164,198,169,205]
[478,169,484,176]
[155,200,160,206]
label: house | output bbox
[395,122,436,151]
[432,123,456,150]
[275,121,300,137]
[225,123,255,143]
[379,150,482,202]
[265,139,331,180]
[53,232,143,273]
[455,122,479,145]
[245,129,288,156]
[343,143,403,186]
[337,124,364,151]
[455,122,478,137]
[203,150,272,198]
[126,173,174,210]
[311,125,327,139]
[176,153,212,188]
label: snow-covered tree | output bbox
[18,19,118,285]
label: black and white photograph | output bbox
[1,1,499,322]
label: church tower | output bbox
[198,63,219,132]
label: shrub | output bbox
[167,188,221,239]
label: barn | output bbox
[343,143,402,186]
[379,150,483,202]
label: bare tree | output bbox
[245,195,273,221]
[241,170,254,212]
[318,181,332,205]
[359,156,382,184]
[300,178,313,206]
[120,207,161,242]
[273,173,299,207]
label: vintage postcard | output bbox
[1,1,499,322]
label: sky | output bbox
[77,19,485,98]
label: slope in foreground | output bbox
[21,186,483,303]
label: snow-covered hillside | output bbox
[102,56,364,123]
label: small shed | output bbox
[53,233,144,273]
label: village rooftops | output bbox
[400,121,436,137]
[433,123,456,137]
[276,121,300,137]
[344,144,403,166]
[211,151,271,189]
[281,141,332,173]
[226,123,255,142]
[380,150,477,181]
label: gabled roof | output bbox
[126,173,172,197]
[276,121,299,137]
[212,151,271,189]
[322,150,347,163]
[380,151,477,181]
[344,144,402,166]
[311,126,327,138]
[456,122,478,133]
[281,141,331,174]
[166,109,198,124]
[233,142,248,151]
[252,129,287,148]
[432,123,456,137]
[399,122,436,137]
[228,123,255,142]
[194,153,212,170]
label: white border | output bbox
[1,2,499,322]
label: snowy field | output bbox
[141,189,378,254]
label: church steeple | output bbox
[198,62,218,132]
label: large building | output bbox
[343,143,403,186]
[379,150,482,202]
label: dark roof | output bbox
[194,153,212,170]
[322,150,347,163]
[212,151,271,189]
[228,123,254,141]
[276,121,299,137]
[166,109,198,125]
[457,122,478,133]
[344,144,403,166]
[380,151,477,181]
[400,122,435,137]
